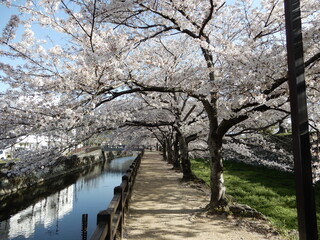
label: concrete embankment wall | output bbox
[0,150,128,197]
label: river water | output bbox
[0,155,136,240]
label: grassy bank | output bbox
[191,158,320,236]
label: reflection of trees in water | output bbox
[77,156,135,191]
[0,185,74,239]
[0,155,135,237]
[0,173,78,222]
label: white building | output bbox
[13,135,51,150]
[0,136,51,160]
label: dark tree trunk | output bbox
[203,99,228,209]
[162,141,168,161]
[178,132,195,181]
[166,137,173,164]
[208,137,227,209]
[199,40,228,208]
[101,150,107,162]
[173,133,181,169]
[277,120,286,134]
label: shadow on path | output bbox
[124,151,280,240]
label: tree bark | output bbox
[203,99,228,209]
[162,141,168,161]
[208,136,227,209]
[173,133,181,169]
[166,137,173,164]
[277,120,286,134]
[178,131,195,181]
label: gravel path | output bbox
[123,151,282,240]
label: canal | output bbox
[0,155,136,240]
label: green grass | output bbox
[191,158,320,236]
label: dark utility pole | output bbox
[284,0,318,239]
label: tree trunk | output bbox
[101,150,107,162]
[203,99,228,209]
[277,120,286,134]
[178,132,194,181]
[199,39,228,208]
[173,133,180,169]
[208,137,227,209]
[162,141,168,161]
[166,137,173,164]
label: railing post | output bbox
[97,210,112,240]
[130,165,137,185]
[122,175,129,193]
[90,151,143,240]
[126,169,133,202]
[122,175,130,211]
[82,214,88,240]
[114,186,124,239]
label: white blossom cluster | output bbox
[223,134,320,183]
[0,0,319,189]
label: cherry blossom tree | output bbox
[103,0,320,209]
[0,0,136,155]
[117,91,205,181]
[0,0,319,210]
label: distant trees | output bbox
[0,0,319,209]
[106,0,320,208]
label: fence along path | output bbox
[90,153,142,240]
[123,151,280,240]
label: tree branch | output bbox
[263,51,320,95]
[124,120,174,128]
[198,0,216,37]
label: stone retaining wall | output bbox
[0,150,128,197]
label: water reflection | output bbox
[0,155,135,240]
[1,186,73,239]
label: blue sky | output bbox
[0,3,17,92]
[0,1,66,92]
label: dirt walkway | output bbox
[123,151,282,240]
